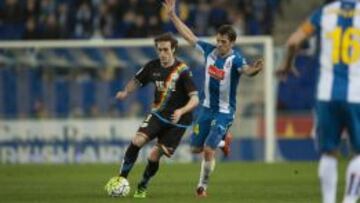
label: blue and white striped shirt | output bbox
[196,40,247,113]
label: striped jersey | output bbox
[303,0,360,103]
[196,40,248,114]
[135,59,197,126]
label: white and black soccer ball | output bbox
[105,176,130,197]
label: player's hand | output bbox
[162,0,176,16]
[275,63,299,81]
[251,59,264,73]
[171,109,183,124]
[115,91,128,100]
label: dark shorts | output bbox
[137,113,187,157]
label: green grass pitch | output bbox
[0,162,347,203]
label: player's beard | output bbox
[160,57,174,68]
[218,46,230,56]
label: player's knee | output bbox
[148,146,162,161]
[132,132,149,147]
[203,146,215,161]
[322,150,338,157]
[191,147,203,154]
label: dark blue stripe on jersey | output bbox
[210,57,225,111]
[355,177,360,195]
[331,1,355,101]
[347,173,356,195]
[230,61,240,113]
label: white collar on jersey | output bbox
[214,49,234,59]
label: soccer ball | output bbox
[105,176,130,197]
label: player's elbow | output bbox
[286,30,307,50]
[185,37,197,47]
[286,40,299,51]
[192,95,200,107]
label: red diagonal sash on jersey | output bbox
[153,63,188,111]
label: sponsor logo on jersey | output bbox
[208,65,225,80]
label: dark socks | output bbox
[119,143,140,178]
[138,160,159,189]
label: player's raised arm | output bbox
[163,0,198,46]
[276,20,314,80]
[115,79,141,100]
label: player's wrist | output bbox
[177,108,185,115]
[169,11,177,19]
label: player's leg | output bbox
[119,114,160,178]
[316,101,343,203]
[342,103,360,203]
[134,125,186,198]
[190,107,212,154]
[196,112,233,196]
[218,129,233,157]
[133,145,162,198]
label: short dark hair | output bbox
[154,32,178,51]
[217,25,237,42]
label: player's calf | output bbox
[219,132,233,157]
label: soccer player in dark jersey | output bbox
[105,33,199,198]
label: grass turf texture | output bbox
[0,162,347,203]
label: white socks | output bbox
[343,156,360,203]
[198,159,215,189]
[319,155,338,203]
[218,140,225,148]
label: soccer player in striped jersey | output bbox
[163,0,263,197]
[105,33,199,198]
[277,0,360,203]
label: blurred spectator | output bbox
[25,0,40,20]
[126,14,147,38]
[208,0,229,33]
[193,0,210,36]
[93,3,114,38]
[1,0,24,24]
[143,0,162,19]
[229,9,245,36]
[41,14,60,39]
[57,3,72,38]
[0,0,283,40]
[39,0,56,23]
[74,2,93,38]
[23,17,39,39]
[116,10,136,37]
[147,15,162,37]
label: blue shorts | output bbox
[315,101,360,153]
[190,106,234,149]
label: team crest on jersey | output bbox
[208,65,225,80]
[224,60,232,70]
